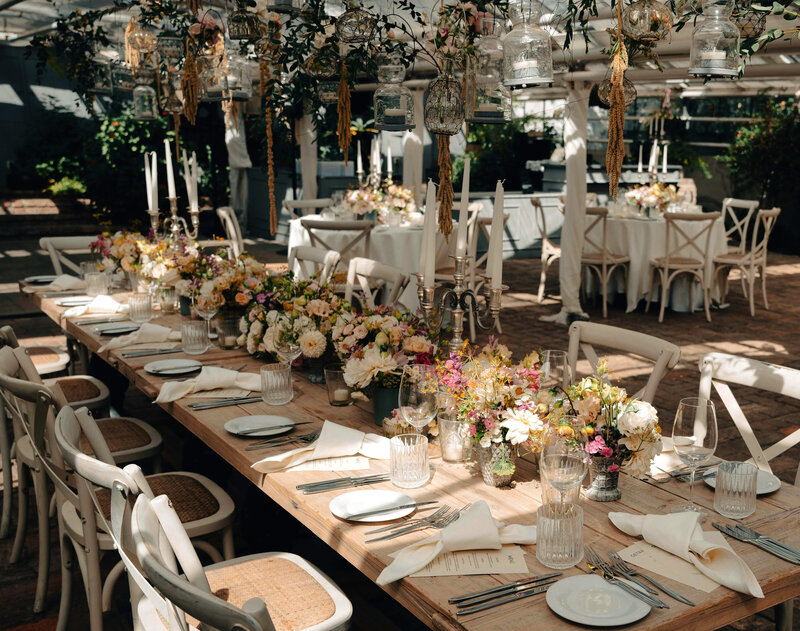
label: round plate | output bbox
[94,322,140,336]
[144,359,203,376]
[546,575,651,627]
[329,489,414,523]
[705,467,782,495]
[55,296,93,307]
[24,275,58,284]
[225,415,294,437]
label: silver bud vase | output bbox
[476,442,516,487]
[585,456,622,502]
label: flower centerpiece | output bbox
[90,230,144,273]
[342,186,383,219]
[437,340,545,486]
[191,251,268,314]
[379,182,416,226]
[624,182,679,216]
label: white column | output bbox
[224,109,252,229]
[297,112,318,200]
[542,81,590,324]
[403,89,425,206]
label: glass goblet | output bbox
[398,364,439,434]
[193,297,220,342]
[540,350,571,391]
[671,397,718,514]
[540,424,588,504]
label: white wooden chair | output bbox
[567,321,681,403]
[720,198,759,254]
[677,178,697,205]
[300,218,373,265]
[288,246,341,284]
[581,207,630,319]
[344,257,410,310]
[645,211,720,323]
[39,235,95,276]
[283,198,333,219]
[131,492,353,631]
[698,351,800,631]
[52,404,236,631]
[714,207,780,317]
[531,196,561,303]
[198,207,245,259]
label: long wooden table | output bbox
[27,289,800,631]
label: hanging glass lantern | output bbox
[689,0,740,79]
[162,72,183,115]
[317,80,339,104]
[335,0,376,43]
[466,17,511,124]
[226,53,255,101]
[502,0,553,88]
[90,59,114,95]
[597,77,637,107]
[268,0,301,14]
[112,63,135,94]
[133,68,159,120]
[197,54,227,101]
[621,0,673,42]
[374,52,415,131]
[156,34,183,64]
[228,0,263,41]
[128,22,157,56]
[307,50,339,105]
[424,62,464,136]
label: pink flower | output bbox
[608,464,620,472]
[587,435,606,455]
[468,424,476,436]
[484,416,494,430]
[600,447,614,458]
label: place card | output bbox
[618,532,729,593]
[288,456,370,472]
[187,388,252,399]
[410,546,528,578]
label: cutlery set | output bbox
[341,501,439,521]
[297,473,391,495]
[122,348,182,358]
[365,504,471,543]
[244,430,320,450]
[713,523,800,564]
[189,396,262,411]
[236,421,311,436]
[449,573,562,615]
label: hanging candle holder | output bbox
[374,51,415,131]
[112,62,135,94]
[502,0,553,88]
[733,0,767,38]
[466,16,511,124]
[267,0,301,14]
[226,52,255,101]
[197,53,227,101]
[228,0,263,41]
[424,60,464,136]
[90,58,114,95]
[157,34,184,64]
[132,67,159,120]
[689,0,740,79]
[597,76,637,107]
[307,50,339,104]
[335,0,376,43]
[162,72,184,114]
[621,0,673,42]
[128,22,157,56]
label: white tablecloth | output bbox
[585,215,727,312]
[288,218,451,310]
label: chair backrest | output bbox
[568,321,681,403]
[283,198,333,219]
[531,197,550,244]
[0,325,19,349]
[663,212,720,266]
[216,207,244,258]
[344,257,410,309]
[582,206,612,261]
[132,493,275,631]
[300,218,373,263]
[287,246,341,284]
[677,178,697,205]
[698,352,800,485]
[557,192,598,213]
[39,236,96,275]
[747,207,781,265]
[720,198,759,254]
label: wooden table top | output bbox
[25,287,800,631]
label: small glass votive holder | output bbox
[438,411,471,463]
[536,502,584,570]
[714,461,758,519]
[181,320,209,355]
[158,286,177,314]
[261,364,293,406]
[390,434,430,489]
[128,293,153,324]
[80,260,98,279]
[85,272,109,296]
[324,368,352,406]
[216,316,241,350]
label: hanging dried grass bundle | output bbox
[337,60,352,166]
[173,113,181,158]
[260,60,278,235]
[124,16,141,70]
[437,134,454,238]
[606,5,629,201]
[188,0,203,14]
[181,40,199,125]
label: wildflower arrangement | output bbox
[136,235,174,283]
[334,307,436,393]
[342,186,383,216]
[379,182,416,223]
[424,2,480,63]
[191,251,268,312]
[624,182,679,212]
[90,230,144,272]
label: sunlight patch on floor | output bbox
[2,250,32,258]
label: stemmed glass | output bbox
[193,295,222,343]
[540,424,589,504]
[672,397,718,513]
[540,350,571,390]
[274,320,302,365]
[398,365,439,434]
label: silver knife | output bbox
[734,525,800,559]
[43,291,86,298]
[74,318,127,325]
[303,477,390,495]
[341,501,438,521]
[449,573,562,604]
[189,397,262,410]
[297,474,386,490]
[236,421,312,435]
[123,349,182,358]
[629,572,695,606]
[456,577,560,609]
[456,583,553,615]
[714,523,800,564]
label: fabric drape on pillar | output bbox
[403,89,425,207]
[224,109,252,231]
[541,81,590,325]
[297,113,318,200]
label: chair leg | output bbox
[84,538,104,631]
[645,268,654,313]
[10,460,28,564]
[31,465,51,612]
[601,270,608,319]
[537,256,547,303]
[222,524,235,560]
[775,600,794,631]
[760,265,770,310]
[0,411,12,539]
[703,281,712,323]
[101,559,126,612]
[658,271,669,323]
[689,278,695,314]
[56,533,74,631]
[748,269,756,317]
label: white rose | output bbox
[299,329,326,359]
[616,401,658,436]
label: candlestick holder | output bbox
[416,255,506,353]
[150,197,200,242]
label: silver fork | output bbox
[366,506,458,543]
[364,506,451,536]
[585,546,668,609]
[608,550,695,605]
[245,430,320,451]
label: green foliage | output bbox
[490,443,516,476]
[666,139,712,179]
[47,177,88,196]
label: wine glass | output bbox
[193,295,222,342]
[274,321,302,365]
[540,424,588,504]
[672,397,718,514]
[540,350,571,391]
[398,365,439,433]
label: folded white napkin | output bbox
[98,322,180,353]
[609,511,763,598]
[63,295,128,319]
[376,500,537,585]
[252,420,390,473]
[29,274,86,293]
[156,366,260,403]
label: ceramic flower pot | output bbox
[585,456,622,502]
[476,442,516,487]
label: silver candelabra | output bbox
[146,197,200,242]
[416,255,506,354]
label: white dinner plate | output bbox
[54,296,93,307]
[144,359,203,376]
[224,415,294,437]
[329,490,414,523]
[704,467,782,494]
[546,575,651,627]
[94,322,140,336]
[24,275,58,284]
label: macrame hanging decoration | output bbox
[337,60,352,165]
[124,16,142,71]
[436,134,454,238]
[605,2,629,201]
[260,57,278,235]
[181,40,199,125]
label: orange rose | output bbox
[235,292,249,306]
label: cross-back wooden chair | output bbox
[531,196,561,303]
[283,198,333,219]
[677,178,697,205]
[199,207,245,259]
[720,198,759,254]
[344,257,410,310]
[581,207,630,318]
[714,207,780,317]
[39,236,96,276]
[568,321,681,403]
[645,211,720,323]
[288,246,341,284]
[300,218,373,265]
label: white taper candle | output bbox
[488,180,504,289]
[455,156,470,257]
[421,179,437,288]
[164,139,176,198]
